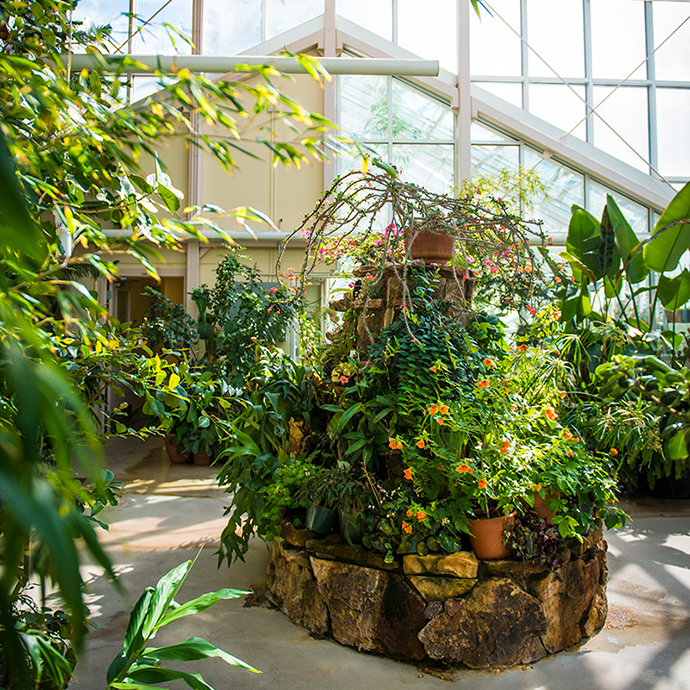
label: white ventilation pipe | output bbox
[63,55,439,77]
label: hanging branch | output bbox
[277,169,548,326]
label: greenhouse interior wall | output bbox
[73,0,690,348]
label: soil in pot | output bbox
[468,512,515,560]
[164,434,188,464]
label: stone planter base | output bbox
[266,521,608,669]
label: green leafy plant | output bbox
[106,556,258,689]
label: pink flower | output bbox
[339,375,349,384]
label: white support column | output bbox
[323,0,337,189]
[187,108,202,317]
[457,0,472,185]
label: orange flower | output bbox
[439,405,449,415]
[611,448,619,456]
[568,450,574,457]
[478,479,488,490]
[403,468,413,480]
[559,390,567,400]
[437,418,444,425]
[456,464,473,474]
[534,484,542,492]
[476,379,490,388]
[389,437,397,449]
[402,521,412,534]
[429,404,439,415]
[500,440,510,454]
[554,276,562,283]
[553,311,562,320]
[430,366,438,373]
[564,430,573,440]
[483,357,494,367]
[544,407,557,421]
[502,387,509,394]
[407,509,413,517]
[416,511,427,522]
[416,439,425,449]
[517,344,527,353]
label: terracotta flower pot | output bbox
[532,490,561,524]
[468,512,516,560]
[164,434,188,464]
[193,453,212,466]
[404,230,455,264]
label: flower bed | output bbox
[266,520,608,669]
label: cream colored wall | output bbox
[201,73,326,238]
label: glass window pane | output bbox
[398,0,457,74]
[589,180,649,236]
[653,2,690,82]
[656,88,690,179]
[524,148,584,236]
[338,0,393,41]
[526,0,584,78]
[392,144,454,195]
[470,0,522,77]
[529,84,587,140]
[474,81,523,108]
[591,0,646,80]
[267,0,322,39]
[471,122,516,142]
[133,0,193,54]
[391,80,453,140]
[204,0,261,56]
[592,87,649,172]
[471,145,519,178]
[73,0,130,52]
[339,74,388,139]
[131,77,160,103]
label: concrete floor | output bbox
[69,436,690,690]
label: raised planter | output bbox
[266,519,608,669]
[404,230,455,264]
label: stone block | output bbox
[403,552,478,578]
[281,521,317,548]
[409,576,476,601]
[418,578,547,668]
[528,554,601,652]
[305,539,399,571]
[267,542,329,636]
[582,584,608,638]
[311,557,427,661]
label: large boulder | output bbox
[310,557,427,661]
[419,578,548,668]
[267,542,330,636]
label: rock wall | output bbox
[266,521,608,669]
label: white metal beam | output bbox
[64,54,440,76]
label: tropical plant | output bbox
[105,556,258,690]
[0,0,342,678]
[503,513,565,570]
[141,287,199,354]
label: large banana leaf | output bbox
[643,181,690,272]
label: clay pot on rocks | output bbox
[468,512,516,560]
[404,230,455,264]
[164,434,188,464]
[532,490,561,524]
[193,453,212,466]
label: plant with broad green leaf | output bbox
[556,182,690,487]
[106,556,259,690]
